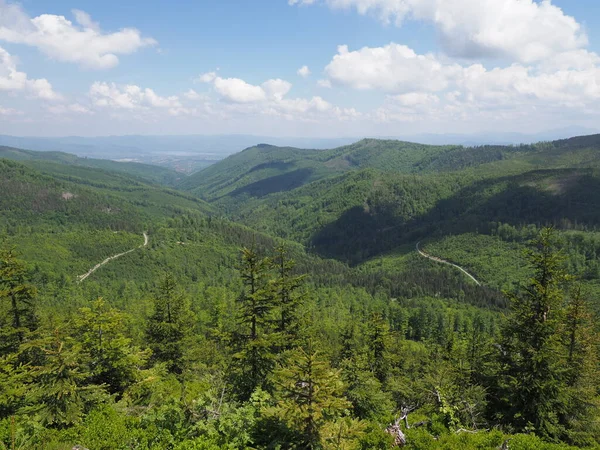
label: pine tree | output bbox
[264,345,353,449]
[230,247,278,400]
[497,228,569,438]
[0,248,37,355]
[146,273,195,374]
[272,245,305,348]
[22,330,106,428]
[561,286,600,444]
[74,298,147,395]
[365,314,391,384]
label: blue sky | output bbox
[1,0,600,137]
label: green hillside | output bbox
[0,146,183,186]
[2,137,600,448]
[180,135,600,231]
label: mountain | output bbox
[2,135,600,448]
[179,134,600,298]
[0,146,183,186]
[0,135,360,174]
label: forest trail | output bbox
[77,232,148,283]
[416,241,481,286]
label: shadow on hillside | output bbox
[310,169,600,264]
[247,161,295,173]
[230,168,314,198]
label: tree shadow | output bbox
[310,169,600,264]
[230,168,314,198]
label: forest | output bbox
[2,135,600,449]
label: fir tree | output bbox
[497,228,569,438]
[561,286,600,444]
[74,298,147,395]
[264,345,353,449]
[272,245,305,348]
[22,330,106,428]
[0,248,37,355]
[146,273,195,374]
[230,247,277,400]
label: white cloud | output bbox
[0,45,61,100]
[199,71,360,122]
[262,79,292,100]
[212,77,267,103]
[200,74,293,103]
[322,41,600,125]
[89,82,192,116]
[197,72,217,83]
[0,105,23,115]
[297,65,311,77]
[184,89,202,100]
[325,43,459,92]
[46,103,93,115]
[393,92,439,107]
[317,79,332,88]
[291,0,587,64]
[0,2,156,69]
[324,43,600,107]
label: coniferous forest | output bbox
[2,136,600,449]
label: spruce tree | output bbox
[264,345,353,449]
[497,228,569,438]
[0,248,37,355]
[231,247,277,400]
[272,245,305,348]
[74,298,146,395]
[146,273,195,374]
[561,287,600,444]
[366,314,391,384]
[22,330,106,428]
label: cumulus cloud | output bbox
[89,82,193,116]
[325,43,459,92]
[0,1,156,69]
[297,65,311,77]
[290,0,587,64]
[322,41,600,124]
[0,45,61,100]
[184,89,203,100]
[199,73,293,103]
[199,71,359,121]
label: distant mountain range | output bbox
[1,127,597,172]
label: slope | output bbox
[0,146,183,186]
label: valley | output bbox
[1,134,600,449]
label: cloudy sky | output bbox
[1,0,599,137]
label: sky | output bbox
[1,0,600,137]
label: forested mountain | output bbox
[181,134,600,204]
[0,146,183,186]
[1,136,600,449]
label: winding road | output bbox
[416,241,481,286]
[77,232,148,283]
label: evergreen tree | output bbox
[230,247,278,400]
[74,298,147,395]
[146,273,195,374]
[0,248,37,355]
[272,245,305,348]
[22,330,106,428]
[497,228,569,438]
[561,286,600,444]
[263,345,353,449]
[365,314,391,384]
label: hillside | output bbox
[0,146,183,186]
[182,135,600,212]
[2,137,600,448]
